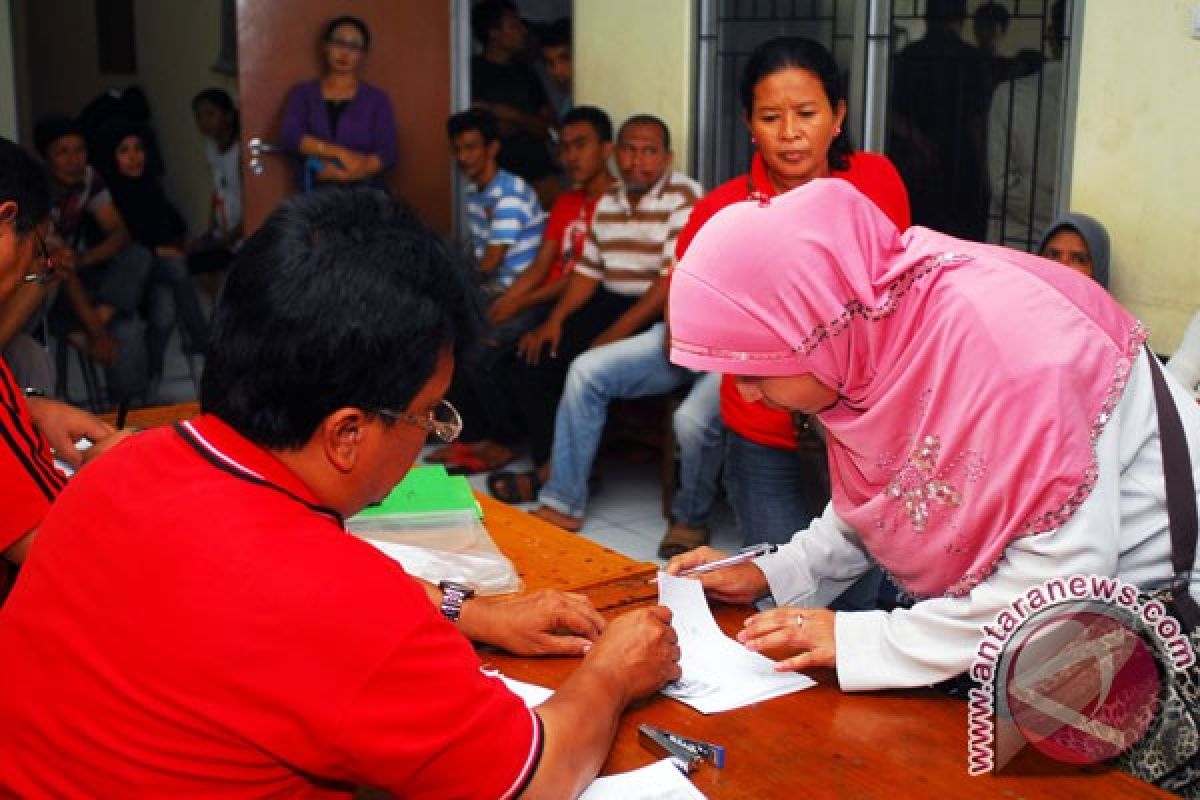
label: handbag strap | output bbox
[1147,345,1200,632]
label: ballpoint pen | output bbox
[674,542,778,578]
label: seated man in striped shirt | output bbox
[489,114,702,503]
[450,108,546,300]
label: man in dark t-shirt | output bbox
[470,1,559,205]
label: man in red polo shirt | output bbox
[0,138,121,599]
[0,187,679,798]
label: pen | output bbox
[674,543,778,578]
[115,398,130,431]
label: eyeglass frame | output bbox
[21,228,54,285]
[374,399,462,443]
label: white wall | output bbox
[1070,0,1200,352]
[574,0,694,169]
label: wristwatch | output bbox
[438,581,476,623]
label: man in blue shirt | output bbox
[449,109,545,296]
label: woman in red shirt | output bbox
[670,37,910,607]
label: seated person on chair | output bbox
[34,115,152,406]
[433,105,613,475]
[489,114,702,504]
[0,137,126,596]
[94,118,211,399]
[0,187,680,797]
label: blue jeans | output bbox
[724,429,881,611]
[539,323,724,527]
[145,254,211,378]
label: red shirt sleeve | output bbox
[334,610,541,798]
[0,363,66,553]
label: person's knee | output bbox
[563,349,611,401]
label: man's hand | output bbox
[459,589,606,656]
[85,330,119,366]
[737,607,836,672]
[517,320,563,365]
[581,606,681,705]
[25,396,117,468]
[489,292,525,326]
[588,326,622,351]
[665,546,772,605]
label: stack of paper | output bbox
[578,759,707,800]
[657,571,814,714]
[355,464,483,520]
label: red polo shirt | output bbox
[676,152,912,450]
[0,414,540,798]
[542,187,601,285]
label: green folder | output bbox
[353,465,483,520]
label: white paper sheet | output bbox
[657,571,814,713]
[495,673,554,707]
[579,758,707,800]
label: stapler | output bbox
[637,723,726,774]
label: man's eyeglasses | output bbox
[375,399,462,443]
[22,229,54,285]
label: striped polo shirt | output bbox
[574,170,702,297]
[0,359,66,555]
[465,168,546,288]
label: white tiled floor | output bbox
[453,451,743,567]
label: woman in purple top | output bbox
[279,16,398,188]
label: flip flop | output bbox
[487,469,542,504]
[445,449,515,476]
[424,441,474,464]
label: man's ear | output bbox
[0,201,18,226]
[322,408,369,474]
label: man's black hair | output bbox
[201,187,484,450]
[191,87,241,136]
[539,17,571,50]
[974,2,1011,32]
[447,108,499,145]
[33,114,83,156]
[470,0,517,46]
[618,114,671,152]
[561,106,613,143]
[0,138,52,233]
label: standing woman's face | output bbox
[324,23,367,77]
[746,66,846,194]
[115,135,146,179]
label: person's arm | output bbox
[1167,311,1200,396]
[522,606,680,799]
[490,237,560,324]
[2,530,34,564]
[0,283,48,350]
[60,275,118,365]
[478,194,528,276]
[590,276,667,349]
[516,271,600,364]
[77,200,130,271]
[26,396,119,469]
[416,578,605,656]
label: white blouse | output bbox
[754,349,1200,691]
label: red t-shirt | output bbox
[0,415,540,798]
[0,358,66,555]
[541,187,600,285]
[675,152,912,450]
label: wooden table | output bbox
[480,496,1170,799]
[100,401,199,430]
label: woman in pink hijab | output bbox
[665,179,1200,691]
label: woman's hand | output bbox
[738,607,836,672]
[665,546,771,605]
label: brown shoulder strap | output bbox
[1147,345,1200,632]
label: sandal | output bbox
[425,441,474,464]
[445,444,516,476]
[487,469,542,504]
[657,522,710,559]
[531,506,584,533]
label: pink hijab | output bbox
[669,180,1144,598]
